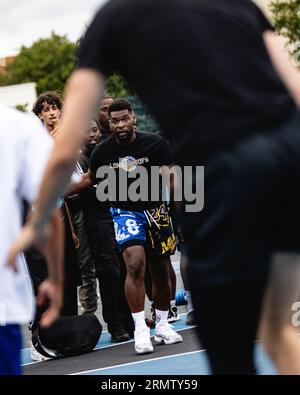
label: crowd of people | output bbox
[3,0,300,376]
[29,91,192,357]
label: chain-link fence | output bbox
[125,96,158,133]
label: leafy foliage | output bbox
[15,103,29,112]
[0,33,76,95]
[1,33,156,129]
[106,73,133,97]
[270,0,300,55]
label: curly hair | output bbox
[32,91,63,116]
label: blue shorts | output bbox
[111,205,176,256]
[0,325,22,375]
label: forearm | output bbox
[32,146,78,229]
[264,31,300,107]
[65,172,93,196]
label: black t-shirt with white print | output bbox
[90,131,173,211]
[78,0,296,163]
[78,146,113,222]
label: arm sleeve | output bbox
[19,120,54,203]
[249,1,275,33]
[159,138,174,166]
[90,145,105,183]
[77,2,116,76]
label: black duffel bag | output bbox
[32,314,102,359]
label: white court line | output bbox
[21,328,111,352]
[70,349,205,375]
[22,361,41,367]
[21,339,136,367]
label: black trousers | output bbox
[25,210,80,327]
[190,276,267,375]
[84,215,133,331]
[67,200,97,314]
[183,111,300,374]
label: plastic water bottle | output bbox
[175,289,187,306]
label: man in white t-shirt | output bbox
[0,103,63,375]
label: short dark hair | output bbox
[108,99,133,116]
[91,118,100,129]
[99,91,113,102]
[32,91,63,116]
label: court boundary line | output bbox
[70,350,205,375]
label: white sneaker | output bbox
[167,306,181,323]
[30,341,50,362]
[134,326,154,355]
[154,321,183,345]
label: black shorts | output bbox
[182,111,300,285]
[146,205,176,256]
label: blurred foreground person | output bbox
[1,103,63,375]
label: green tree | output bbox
[270,0,300,55]
[0,33,76,94]
[15,103,29,112]
[0,31,155,129]
[106,74,157,132]
[106,73,133,97]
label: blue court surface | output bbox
[22,313,278,375]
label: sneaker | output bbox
[134,326,154,354]
[186,311,196,326]
[30,341,50,362]
[124,323,135,339]
[110,328,131,343]
[167,306,180,323]
[154,321,183,345]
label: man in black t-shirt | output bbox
[71,118,133,342]
[89,99,182,354]
[14,0,300,374]
[97,93,114,139]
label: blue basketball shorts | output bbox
[111,204,176,256]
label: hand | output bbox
[6,221,48,272]
[176,225,184,244]
[37,280,63,328]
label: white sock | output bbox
[185,291,194,313]
[132,311,146,329]
[155,309,168,324]
[170,299,176,308]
